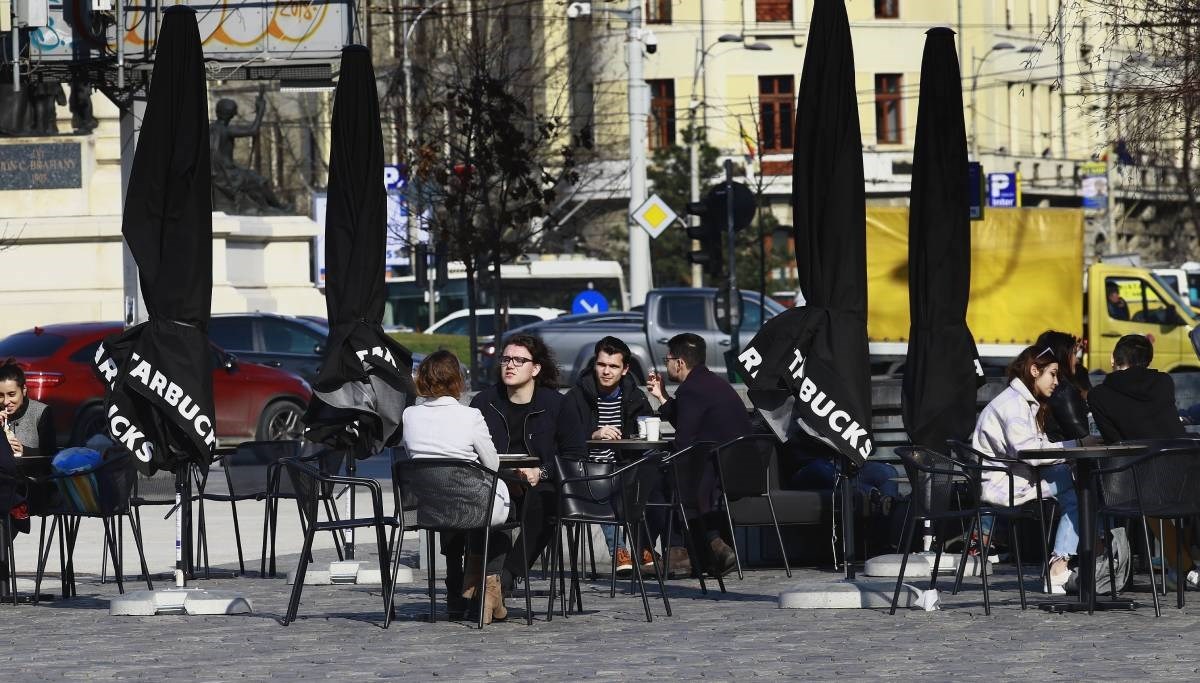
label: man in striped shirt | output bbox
[565,336,656,577]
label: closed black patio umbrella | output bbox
[303,45,415,462]
[92,5,214,583]
[901,28,983,457]
[737,0,872,574]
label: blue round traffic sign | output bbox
[571,290,609,314]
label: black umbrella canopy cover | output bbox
[93,6,215,474]
[738,0,873,466]
[304,45,415,456]
[902,27,983,452]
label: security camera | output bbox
[644,29,658,54]
[566,2,591,19]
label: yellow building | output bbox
[569,0,1184,265]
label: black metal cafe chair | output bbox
[0,468,26,604]
[712,434,788,579]
[388,455,531,629]
[34,452,152,600]
[549,451,670,622]
[650,441,721,594]
[1093,442,1200,617]
[281,457,396,626]
[891,445,1034,615]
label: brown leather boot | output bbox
[462,554,484,599]
[484,574,507,624]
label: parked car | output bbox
[0,322,313,447]
[425,307,565,337]
[500,289,784,383]
[209,313,329,384]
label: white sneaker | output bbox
[1165,569,1200,591]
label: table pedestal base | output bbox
[1038,598,1136,613]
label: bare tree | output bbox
[399,5,584,384]
[1060,1,1200,251]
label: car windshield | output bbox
[0,332,68,358]
[1151,273,1198,324]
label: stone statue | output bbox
[210,88,287,214]
[68,77,98,134]
[30,80,65,135]
[0,79,65,136]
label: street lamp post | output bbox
[688,35,771,288]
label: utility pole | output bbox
[689,105,703,287]
[1057,0,1068,158]
[626,1,652,306]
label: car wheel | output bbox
[256,400,306,441]
[71,404,107,446]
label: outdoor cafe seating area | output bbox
[4,430,1200,625]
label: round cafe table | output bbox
[585,439,669,457]
[1017,444,1147,613]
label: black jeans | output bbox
[501,481,558,589]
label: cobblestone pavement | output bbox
[3,543,1200,681]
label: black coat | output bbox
[1088,367,1186,444]
[1044,381,1091,442]
[564,372,654,440]
[660,365,752,451]
[470,384,587,477]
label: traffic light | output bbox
[685,200,723,279]
[413,243,429,288]
[434,240,449,288]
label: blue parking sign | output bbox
[987,172,1019,207]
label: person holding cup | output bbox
[0,359,55,458]
[565,336,656,577]
[646,333,750,578]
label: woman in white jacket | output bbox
[971,345,1082,592]
[401,350,511,623]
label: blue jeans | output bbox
[1038,463,1080,558]
[981,463,1080,558]
[791,458,902,499]
[602,524,625,553]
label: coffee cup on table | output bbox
[645,417,661,441]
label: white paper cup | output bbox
[645,418,661,441]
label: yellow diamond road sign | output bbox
[632,194,678,239]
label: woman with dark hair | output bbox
[402,350,511,623]
[971,345,1084,593]
[470,333,586,595]
[0,359,55,458]
[1035,330,1092,442]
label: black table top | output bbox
[497,454,541,469]
[1017,444,1147,461]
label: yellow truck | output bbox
[866,207,1200,373]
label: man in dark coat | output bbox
[565,335,656,576]
[1089,333,1196,588]
[647,333,751,577]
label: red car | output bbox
[0,322,312,447]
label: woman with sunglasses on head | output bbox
[1035,330,1092,443]
[971,344,1095,593]
[469,334,587,600]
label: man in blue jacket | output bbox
[471,334,587,594]
[647,333,751,577]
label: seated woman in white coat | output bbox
[971,344,1092,594]
[401,350,511,623]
